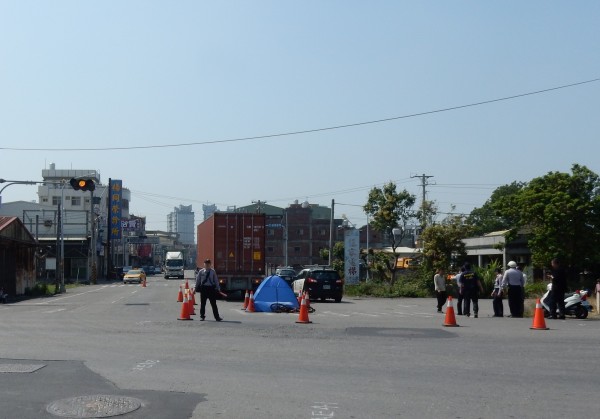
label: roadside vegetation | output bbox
[337,164,600,300]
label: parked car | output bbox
[123,269,146,284]
[275,267,296,285]
[292,267,344,302]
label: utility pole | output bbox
[411,173,434,228]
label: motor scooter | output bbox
[540,283,588,319]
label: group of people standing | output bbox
[434,258,568,319]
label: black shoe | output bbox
[215,317,223,322]
[474,314,478,318]
[200,317,205,321]
[558,315,566,320]
[465,313,470,317]
[437,309,442,313]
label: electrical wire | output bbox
[2,78,598,152]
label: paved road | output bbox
[1,272,599,418]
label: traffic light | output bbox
[69,177,95,191]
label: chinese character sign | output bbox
[110,180,122,240]
[344,229,360,285]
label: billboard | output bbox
[109,180,122,240]
[344,229,360,285]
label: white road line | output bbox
[349,312,379,317]
[42,308,66,314]
[321,311,350,317]
[34,286,107,305]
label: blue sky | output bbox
[1,1,599,231]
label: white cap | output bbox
[507,261,517,268]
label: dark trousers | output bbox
[457,289,464,315]
[492,291,504,317]
[199,285,221,319]
[462,289,479,316]
[508,285,523,317]
[549,288,566,318]
[436,291,447,311]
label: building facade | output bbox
[167,205,195,246]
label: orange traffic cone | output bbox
[241,290,250,310]
[443,296,459,327]
[295,293,312,324]
[246,291,256,312]
[185,279,190,290]
[530,299,549,330]
[190,289,197,306]
[297,291,303,305]
[304,292,311,309]
[177,285,183,302]
[178,293,191,320]
[187,291,196,315]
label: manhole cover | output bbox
[0,363,46,373]
[47,395,142,418]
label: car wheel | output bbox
[335,296,342,303]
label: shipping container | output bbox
[197,213,266,297]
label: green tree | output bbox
[363,182,416,286]
[420,215,471,272]
[512,164,600,275]
[466,181,525,236]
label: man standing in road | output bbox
[195,259,223,322]
[455,266,465,315]
[549,258,567,319]
[502,261,524,317]
[459,263,484,318]
[434,268,447,313]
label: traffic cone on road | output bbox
[295,293,312,324]
[241,290,250,310]
[187,290,196,315]
[177,285,183,302]
[297,291,303,305]
[530,299,549,330]
[443,296,459,327]
[178,293,191,321]
[190,288,197,306]
[304,292,311,309]
[246,291,256,313]
[185,279,190,290]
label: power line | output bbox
[2,77,598,152]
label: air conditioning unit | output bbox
[43,219,53,227]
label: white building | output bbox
[167,205,195,245]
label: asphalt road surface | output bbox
[1,271,599,419]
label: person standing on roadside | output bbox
[455,266,465,315]
[492,268,504,317]
[194,259,223,322]
[434,268,447,313]
[549,258,567,319]
[459,263,484,318]
[502,261,524,317]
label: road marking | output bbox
[43,308,66,314]
[321,311,350,317]
[34,287,105,305]
[349,311,379,317]
[132,359,160,371]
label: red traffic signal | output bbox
[69,178,95,192]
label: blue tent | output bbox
[253,275,299,312]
